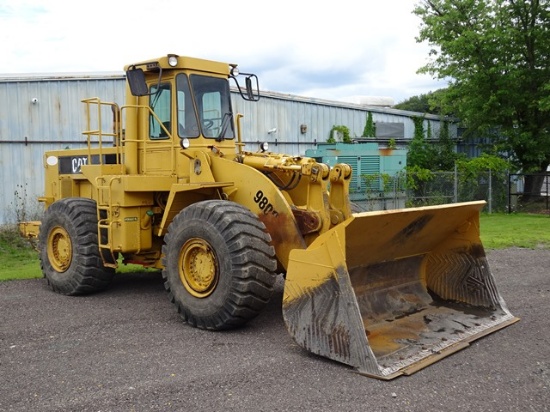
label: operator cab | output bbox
[125,54,259,147]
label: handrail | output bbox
[82,98,178,175]
[81,97,123,169]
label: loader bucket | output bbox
[283,201,518,379]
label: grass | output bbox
[479,212,550,249]
[0,227,41,281]
[1,212,548,282]
[0,225,157,282]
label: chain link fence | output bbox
[5,170,549,224]
[352,169,543,214]
[508,173,550,214]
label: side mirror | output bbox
[243,74,260,101]
[230,72,260,102]
[126,68,149,96]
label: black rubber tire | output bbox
[38,198,115,295]
[162,200,277,330]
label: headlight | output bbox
[230,65,239,76]
[180,138,190,149]
[168,55,178,67]
[260,142,269,152]
[46,155,58,166]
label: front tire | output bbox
[162,200,277,330]
[39,198,115,295]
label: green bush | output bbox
[328,125,351,143]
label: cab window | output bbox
[149,83,171,140]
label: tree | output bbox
[394,90,445,114]
[407,116,463,170]
[414,0,550,198]
[362,112,376,137]
[394,94,431,113]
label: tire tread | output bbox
[162,200,277,330]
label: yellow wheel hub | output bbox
[179,238,218,298]
[47,226,72,272]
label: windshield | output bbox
[189,74,235,139]
[175,75,200,138]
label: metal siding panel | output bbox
[0,76,445,224]
[0,77,125,224]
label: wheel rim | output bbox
[179,238,218,298]
[47,226,72,272]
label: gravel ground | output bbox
[1,248,549,412]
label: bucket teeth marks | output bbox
[426,251,501,309]
[285,276,351,359]
[283,267,379,374]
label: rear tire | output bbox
[39,198,115,295]
[162,200,277,330]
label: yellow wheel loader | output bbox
[19,54,518,379]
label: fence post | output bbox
[507,172,511,214]
[489,169,493,214]
[454,163,458,203]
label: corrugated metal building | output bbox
[0,73,454,224]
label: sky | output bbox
[0,0,444,105]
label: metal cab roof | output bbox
[123,54,233,76]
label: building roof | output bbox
[0,71,450,121]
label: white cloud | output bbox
[0,0,445,102]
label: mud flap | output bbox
[282,201,519,379]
